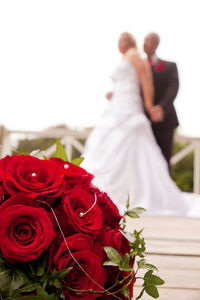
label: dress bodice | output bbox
[109,59,144,116]
[111,59,140,93]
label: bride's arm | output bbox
[125,49,154,113]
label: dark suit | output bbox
[150,59,179,169]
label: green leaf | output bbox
[104,246,122,265]
[0,269,11,291]
[130,207,146,214]
[134,229,144,239]
[120,284,130,297]
[37,285,49,296]
[136,287,145,299]
[70,157,84,166]
[19,282,40,293]
[10,269,28,291]
[144,270,153,279]
[12,290,23,299]
[142,263,159,271]
[145,285,159,298]
[126,195,130,210]
[49,267,72,280]
[137,259,146,269]
[36,266,45,277]
[49,268,57,279]
[36,253,48,276]
[53,139,68,162]
[119,253,131,271]
[144,270,164,286]
[125,211,140,218]
[49,278,63,289]
[22,297,56,300]
[103,260,118,267]
[128,229,146,258]
[125,207,146,218]
[56,267,72,280]
[30,263,37,277]
[20,297,41,300]
[59,291,65,299]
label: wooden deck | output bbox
[126,216,200,300]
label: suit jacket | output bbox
[150,59,179,131]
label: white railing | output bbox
[170,135,200,194]
[0,126,90,160]
[0,126,200,193]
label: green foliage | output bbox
[103,224,164,300]
[0,251,69,299]
[135,269,164,299]
[53,139,68,162]
[171,142,193,192]
[125,207,146,219]
[70,157,84,166]
[103,246,122,266]
[14,138,56,155]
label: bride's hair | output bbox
[122,32,137,48]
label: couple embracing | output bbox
[82,32,200,217]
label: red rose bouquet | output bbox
[0,140,164,300]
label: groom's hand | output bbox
[149,105,164,122]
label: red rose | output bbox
[0,185,4,204]
[49,158,94,187]
[1,155,64,203]
[96,191,122,229]
[50,233,106,300]
[52,203,75,236]
[63,186,103,235]
[155,60,165,72]
[0,195,56,263]
[0,155,13,182]
[99,228,130,258]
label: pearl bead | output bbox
[79,212,84,218]
[32,173,37,177]
[64,164,69,169]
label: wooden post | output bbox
[193,141,200,194]
[1,127,12,157]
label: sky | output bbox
[0,0,200,137]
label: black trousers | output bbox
[152,127,174,172]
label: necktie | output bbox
[148,57,153,67]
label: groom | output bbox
[144,33,179,171]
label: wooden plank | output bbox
[126,216,200,241]
[133,287,200,300]
[125,215,200,298]
[144,254,200,270]
[144,239,200,256]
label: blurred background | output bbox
[0,0,199,192]
[0,0,199,135]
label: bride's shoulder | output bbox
[125,47,139,59]
[125,48,144,66]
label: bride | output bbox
[81,32,200,217]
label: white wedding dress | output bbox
[81,59,200,217]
